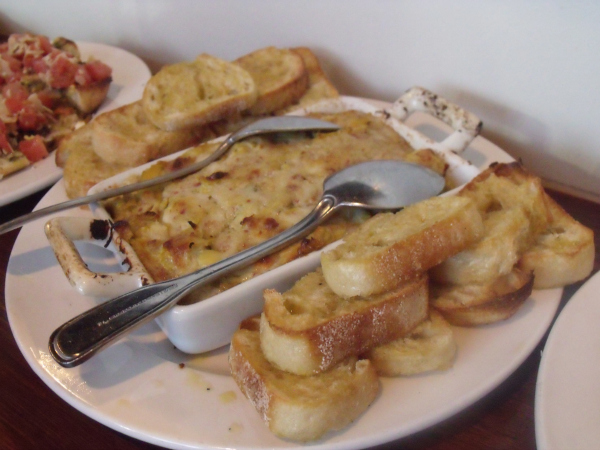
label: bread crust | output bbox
[430,267,534,326]
[61,126,134,198]
[261,271,429,375]
[320,196,484,298]
[277,47,339,114]
[229,317,379,442]
[91,101,213,166]
[235,46,309,115]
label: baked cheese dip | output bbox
[102,110,448,304]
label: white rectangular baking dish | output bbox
[45,87,489,354]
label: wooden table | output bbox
[1,187,599,450]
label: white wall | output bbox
[3,0,600,200]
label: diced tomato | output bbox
[36,89,60,109]
[4,95,26,114]
[18,135,48,162]
[17,104,47,131]
[22,53,50,74]
[1,53,22,73]
[2,82,29,114]
[31,57,49,74]
[48,55,77,89]
[53,105,76,116]
[38,35,53,54]
[83,60,112,83]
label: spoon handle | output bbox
[49,196,337,367]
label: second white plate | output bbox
[535,271,600,450]
[0,41,151,207]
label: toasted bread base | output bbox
[0,151,30,179]
[261,271,429,375]
[65,77,112,114]
[320,196,484,298]
[229,317,379,442]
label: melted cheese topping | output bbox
[104,110,446,303]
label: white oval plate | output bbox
[535,272,600,450]
[0,41,151,207]
[6,115,561,449]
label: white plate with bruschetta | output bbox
[0,41,150,207]
[5,102,564,449]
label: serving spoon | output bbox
[0,116,341,235]
[49,159,445,368]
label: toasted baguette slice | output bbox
[235,46,308,115]
[229,316,379,442]
[210,47,339,136]
[260,270,428,375]
[459,162,551,238]
[320,196,484,298]
[364,310,456,376]
[62,127,134,198]
[518,194,594,288]
[0,151,30,179]
[65,77,112,114]
[431,207,531,285]
[278,47,339,114]
[430,267,534,326]
[142,54,257,131]
[90,101,213,166]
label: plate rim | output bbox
[535,271,600,450]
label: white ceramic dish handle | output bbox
[45,217,154,297]
[390,86,482,153]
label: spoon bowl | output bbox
[49,160,445,367]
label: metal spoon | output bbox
[49,160,445,367]
[0,116,340,235]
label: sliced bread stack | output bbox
[429,162,595,325]
[229,195,483,441]
[56,46,339,198]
